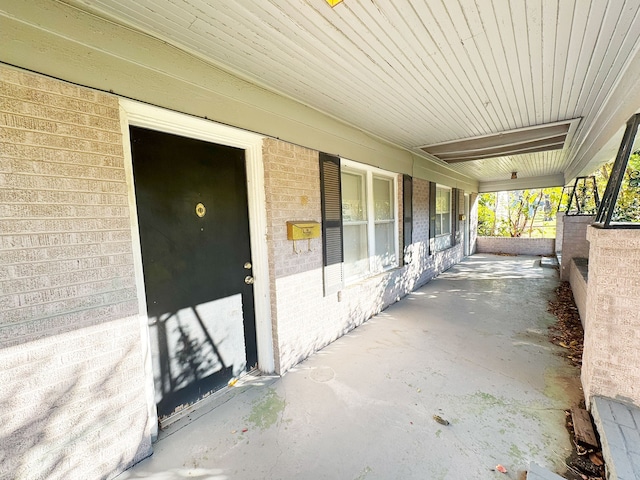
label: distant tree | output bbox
[477,187,562,237]
[477,193,497,236]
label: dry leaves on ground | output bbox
[548,282,604,480]
[548,282,584,367]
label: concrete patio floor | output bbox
[120,254,583,480]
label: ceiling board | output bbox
[64,0,640,187]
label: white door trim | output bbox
[464,194,470,257]
[118,101,275,386]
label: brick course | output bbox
[0,65,151,479]
[476,236,555,256]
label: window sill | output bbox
[343,264,401,288]
[432,234,453,252]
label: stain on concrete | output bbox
[543,366,581,404]
[430,466,449,479]
[509,443,526,464]
[310,366,335,382]
[247,388,285,430]
[353,466,372,479]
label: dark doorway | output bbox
[130,126,257,421]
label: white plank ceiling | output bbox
[66,0,640,188]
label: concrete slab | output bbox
[591,396,640,480]
[528,462,566,479]
[541,256,559,268]
[120,254,582,480]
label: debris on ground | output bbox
[571,408,599,449]
[548,282,605,480]
[495,464,507,473]
[432,415,449,426]
[562,408,605,480]
[548,282,584,367]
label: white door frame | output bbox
[119,100,275,434]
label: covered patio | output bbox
[2,2,640,479]
[121,254,581,480]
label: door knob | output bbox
[244,276,255,285]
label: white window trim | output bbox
[341,159,400,284]
[435,185,452,238]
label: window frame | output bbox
[341,159,400,284]
[435,185,452,238]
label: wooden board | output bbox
[571,407,599,448]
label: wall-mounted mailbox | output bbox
[286,221,321,240]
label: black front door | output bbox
[130,126,257,421]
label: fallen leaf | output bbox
[433,415,449,426]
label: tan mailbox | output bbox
[286,221,321,240]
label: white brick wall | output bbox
[476,236,556,256]
[0,316,151,480]
[0,66,473,478]
[413,178,429,244]
[569,258,588,327]
[582,227,640,408]
[262,139,322,372]
[560,215,594,280]
[0,65,152,479]
[263,149,464,373]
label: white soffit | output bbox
[60,0,640,187]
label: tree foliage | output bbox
[592,151,640,223]
[478,187,562,237]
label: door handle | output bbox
[244,276,255,285]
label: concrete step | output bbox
[541,255,559,268]
[527,462,566,479]
[591,396,640,480]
